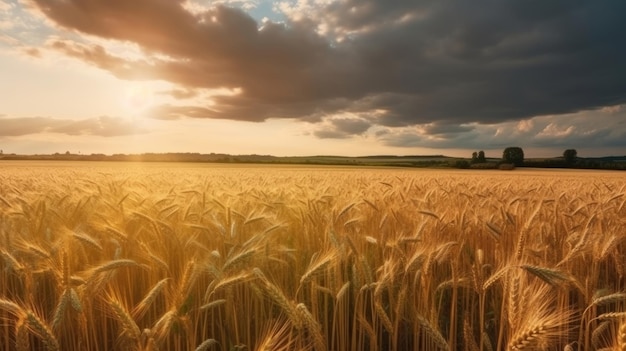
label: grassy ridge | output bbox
[1,165,625,350]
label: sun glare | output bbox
[122,83,155,116]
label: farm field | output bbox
[1,162,625,351]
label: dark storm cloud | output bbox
[332,117,372,134]
[28,0,626,133]
[313,116,372,139]
[422,123,475,136]
[377,108,626,150]
[0,116,146,136]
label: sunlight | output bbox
[122,83,156,116]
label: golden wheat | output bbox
[0,164,624,350]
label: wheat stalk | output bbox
[253,268,301,328]
[415,313,448,350]
[463,316,479,351]
[618,318,626,351]
[223,248,257,272]
[509,324,549,350]
[26,310,60,351]
[596,312,626,321]
[508,283,572,350]
[593,292,626,307]
[108,296,141,343]
[375,300,393,333]
[72,232,103,251]
[507,274,522,328]
[15,316,30,351]
[206,272,251,298]
[296,303,326,351]
[92,258,140,275]
[255,317,294,351]
[591,320,611,349]
[483,265,511,291]
[300,249,337,285]
[357,311,377,342]
[133,278,169,319]
[3,161,625,351]
[51,290,69,331]
[199,299,226,311]
[69,288,82,312]
[335,282,350,301]
[153,309,177,342]
[520,265,571,287]
[0,298,25,317]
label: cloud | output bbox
[313,115,372,139]
[536,123,575,138]
[421,123,475,136]
[0,1,12,12]
[331,117,372,135]
[377,106,626,150]
[0,116,147,137]
[159,88,199,100]
[18,0,626,152]
[516,119,534,133]
[313,129,351,139]
[0,0,17,30]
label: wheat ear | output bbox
[69,288,82,312]
[51,290,69,332]
[133,278,169,319]
[195,338,218,351]
[357,312,377,343]
[463,316,479,351]
[223,248,256,272]
[618,318,626,351]
[509,324,549,350]
[507,274,521,328]
[255,317,294,351]
[108,297,141,342]
[15,317,30,351]
[296,303,326,351]
[253,268,301,329]
[300,249,336,284]
[0,298,25,316]
[520,265,571,287]
[591,320,611,349]
[416,313,448,350]
[26,310,59,351]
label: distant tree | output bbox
[502,147,524,166]
[471,152,478,164]
[455,159,470,169]
[478,150,486,163]
[563,149,577,164]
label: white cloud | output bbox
[0,0,15,30]
[537,123,575,138]
[0,0,13,12]
[516,119,534,133]
[601,105,622,114]
[0,116,148,137]
[183,0,258,15]
[376,105,626,152]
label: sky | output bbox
[1,0,625,158]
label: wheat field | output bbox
[1,162,625,351]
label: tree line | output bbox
[455,147,626,170]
